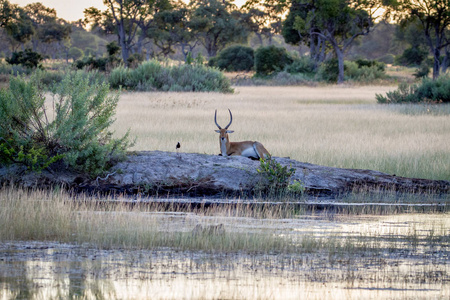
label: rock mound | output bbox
[1,151,449,197]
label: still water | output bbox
[1,213,449,300]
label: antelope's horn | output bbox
[214,110,222,129]
[225,109,233,129]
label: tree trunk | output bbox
[432,48,441,79]
[335,47,345,84]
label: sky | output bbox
[11,0,106,21]
[11,0,247,22]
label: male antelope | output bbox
[214,109,270,160]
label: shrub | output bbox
[318,58,386,83]
[256,156,303,198]
[413,62,430,78]
[212,45,254,72]
[395,46,428,66]
[284,56,316,75]
[255,45,293,76]
[6,49,44,69]
[0,71,133,176]
[109,60,233,93]
[68,47,84,61]
[74,56,110,71]
[376,75,450,103]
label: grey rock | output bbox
[1,151,448,197]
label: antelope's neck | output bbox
[220,138,229,156]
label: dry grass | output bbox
[112,86,450,180]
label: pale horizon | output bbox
[10,0,247,22]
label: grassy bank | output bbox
[112,86,450,181]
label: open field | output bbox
[0,188,449,299]
[112,85,450,181]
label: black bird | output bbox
[176,142,181,150]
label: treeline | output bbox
[0,0,449,83]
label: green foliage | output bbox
[395,46,428,66]
[6,49,43,69]
[413,62,430,78]
[0,71,133,176]
[109,60,233,93]
[0,60,30,76]
[106,41,121,57]
[186,52,194,65]
[0,139,63,173]
[376,76,450,104]
[317,58,340,82]
[285,56,316,75]
[318,58,386,83]
[68,47,84,61]
[255,45,293,76]
[256,156,303,197]
[212,45,255,72]
[73,56,110,71]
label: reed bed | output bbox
[112,86,450,181]
[1,188,448,254]
[1,188,448,299]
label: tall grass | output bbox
[1,188,448,253]
[112,85,450,181]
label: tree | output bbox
[388,0,450,79]
[283,0,379,84]
[282,0,328,65]
[84,0,171,64]
[0,1,34,50]
[243,0,288,45]
[189,0,249,57]
[150,3,198,60]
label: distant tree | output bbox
[189,0,249,57]
[150,2,198,61]
[282,0,327,65]
[0,1,34,50]
[68,47,84,61]
[84,0,171,64]
[283,0,380,84]
[6,48,43,68]
[387,0,450,79]
[243,0,288,45]
[0,0,13,27]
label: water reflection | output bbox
[1,214,449,300]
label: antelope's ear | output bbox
[226,130,234,133]
[215,130,221,133]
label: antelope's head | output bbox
[214,109,234,143]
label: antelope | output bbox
[214,109,270,160]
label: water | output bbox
[1,213,449,300]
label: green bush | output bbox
[0,61,30,76]
[256,156,303,198]
[284,56,316,75]
[68,47,84,61]
[413,62,430,78]
[376,75,450,103]
[74,56,110,71]
[318,58,386,83]
[0,71,133,176]
[395,46,428,66]
[109,60,233,93]
[211,45,254,72]
[254,46,293,76]
[6,49,44,69]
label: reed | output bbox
[1,188,448,254]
